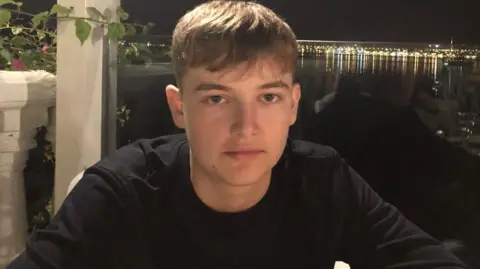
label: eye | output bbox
[262,93,279,103]
[207,95,225,104]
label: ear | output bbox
[289,83,301,126]
[165,84,185,129]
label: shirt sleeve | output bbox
[6,170,124,269]
[338,164,470,269]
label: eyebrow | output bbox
[194,80,291,92]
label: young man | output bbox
[7,1,469,268]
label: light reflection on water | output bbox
[297,54,480,103]
[299,54,450,79]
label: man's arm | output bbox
[338,163,470,268]
[7,170,124,269]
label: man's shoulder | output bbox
[286,139,348,197]
[288,139,341,160]
[87,133,188,181]
[285,140,352,234]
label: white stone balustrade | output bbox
[0,71,55,268]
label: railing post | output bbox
[54,0,119,212]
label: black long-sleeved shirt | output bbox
[8,134,468,269]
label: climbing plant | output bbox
[0,0,155,72]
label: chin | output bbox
[218,169,271,187]
[222,178,262,187]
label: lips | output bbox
[224,150,265,158]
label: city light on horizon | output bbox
[297,40,479,60]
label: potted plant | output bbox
[0,0,154,266]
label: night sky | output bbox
[27,0,479,44]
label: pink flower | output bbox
[42,45,49,54]
[11,59,27,71]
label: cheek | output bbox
[185,106,230,135]
[259,105,293,125]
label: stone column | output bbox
[54,0,120,212]
[0,71,55,268]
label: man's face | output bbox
[166,58,301,186]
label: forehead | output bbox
[181,58,294,88]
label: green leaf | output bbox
[127,45,138,56]
[86,7,105,20]
[0,8,11,26]
[32,11,49,29]
[125,24,136,36]
[107,22,125,41]
[11,36,29,46]
[116,6,128,20]
[33,50,46,60]
[103,8,113,21]
[50,4,73,16]
[19,52,35,69]
[0,48,12,62]
[11,26,22,35]
[41,17,50,30]
[0,0,16,6]
[37,30,46,40]
[74,19,91,45]
[0,38,3,48]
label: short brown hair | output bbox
[171,0,298,83]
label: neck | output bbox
[190,161,272,213]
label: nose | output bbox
[230,101,258,137]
